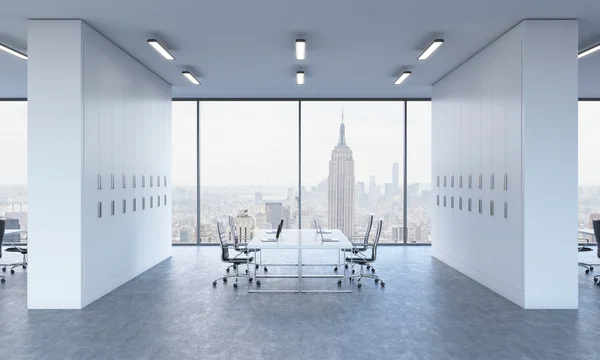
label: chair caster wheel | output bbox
[375,279,379,283]
[357,283,362,288]
[232,265,237,270]
[245,269,249,274]
[595,278,598,283]
[352,270,355,274]
[264,267,268,272]
[22,265,26,269]
[371,269,376,273]
[256,281,261,286]
[591,267,595,271]
[212,281,217,286]
[233,283,238,289]
[334,267,338,272]
[586,269,590,274]
[226,268,230,273]
[366,266,371,270]
[344,264,349,269]
[255,264,259,269]
[381,282,385,287]
[0,278,4,283]
[249,278,253,282]
[223,278,228,283]
[10,270,15,274]
[1,267,5,272]
[337,280,342,285]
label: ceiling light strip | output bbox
[147,39,175,60]
[418,39,444,60]
[0,43,27,60]
[394,71,411,85]
[296,39,306,60]
[182,71,200,85]
[579,44,600,59]
[296,71,305,85]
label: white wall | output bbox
[28,20,172,309]
[432,20,578,309]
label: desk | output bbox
[4,229,25,236]
[579,228,595,237]
[247,229,353,293]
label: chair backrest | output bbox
[370,219,383,262]
[363,215,374,245]
[594,220,600,259]
[216,220,229,262]
[228,215,239,246]
[0,219,5,259]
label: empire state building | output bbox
[328,113,355,238]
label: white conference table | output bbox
[579,228,595,237]
[246,229,353,293]
[4,229,25,236]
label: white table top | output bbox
[579,228,595,236]
[4,229,25,235]
[247,229,352,250]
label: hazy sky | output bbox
[2,101,600,186]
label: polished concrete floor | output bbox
[1,246,600,360]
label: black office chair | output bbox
[591,220,600,286]
[340,219,385,288]
[3,237,28,274]
[212,221,257,288]
[0,219,5,283]
[339,214,374,273]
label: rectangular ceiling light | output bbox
[296,71,305,85]
[296,39,306,60]
[418,39,444,60]
[394,71,411,85]
[579,43,600,59]
[0,43,27,60]
[182,71,200,85]
[147,39,175,60]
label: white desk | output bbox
[247,229,353,293]
[4,229,25,236]
[579,228,595,237]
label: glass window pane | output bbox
[579,101,600,243]
[0,101,28,244]
[301,101,405,243]
[200,101,299,243]
[171,101,198,244]
[407,101,432,243]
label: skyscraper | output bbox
[265,202,283,229]
[328,112,355,238]
[392,161,400,192]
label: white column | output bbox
[432,20,578,309]
[27,20,172,309]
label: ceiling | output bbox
[1,0,600,99]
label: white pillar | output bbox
[27,20,172,309]
[432,20,578,309]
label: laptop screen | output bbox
[275,219,284,239]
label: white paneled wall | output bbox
[432,20,578,309]
[81,24,172,306]
[28,20,172,309]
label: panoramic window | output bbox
[300,101,405,243]
[407,101,432,243]
[171,101,198,243]
[0,101,28,244]
[199,101,299,243]
[579,101,600,243]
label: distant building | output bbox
[265,202,283,229]
[179,228,192,243]
[384,182,394,201]
[256,204,267,229]
[391,226,405,242]
[232,209,256,242]
[328,112,355,238]
[408,183,420,198]
[254,192,263,206]
[392,161,400,192]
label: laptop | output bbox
[261,219,284,242]
[312,219,331,234]
[265,218,284,234]
[319,225,338,242]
